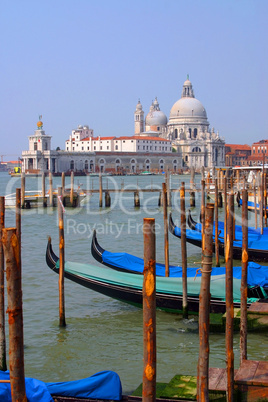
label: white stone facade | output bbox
[135,78,225,169]
[65,134,172,154]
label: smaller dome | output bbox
[146,110,167,126]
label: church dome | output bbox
[169,97,207,119]
[146,110,167,126]
[146,97,167,126]
[169,77,207,121]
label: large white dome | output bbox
[169,97,207,120]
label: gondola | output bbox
[46,237,267,315]
[91,230,268,295]
[187,209,268,236]
[170,212,268,263]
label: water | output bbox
[0,172,267,394]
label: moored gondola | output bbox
[169,212,268,263]
[46,237,268,314]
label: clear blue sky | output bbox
[1,0,267,159]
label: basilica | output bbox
[21,77,225,174]
[134,77,225,169]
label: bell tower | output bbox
[134,99,144,134]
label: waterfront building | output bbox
[225,144,251,167]
[22,120,96,174]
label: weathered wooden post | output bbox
[49,172,53,207]
[158,191,163,207]
[236,169,240,191]
[70,171,74,208]
[42,172,47,207]
[105,191,111,207]
[180,182,188,318]
[165,171,171,207]
[200,180,205,242]
[224,176,227,250]
[134,190,140,207]
[16,188,21,262]
[21,173,25,209]
[57,187,66,327]
[142,218,156,402]
[253,177,257,230]
[240,189,248,363]
[260,172,264,234]
[264,172,267,227]
[0,197,7,371]
[99,172,103,208]
[2,228,27,402]
[226,193,234,402]
[162,183,169,277]
[215,178,220,267]
[190,167,195,207]
[61,172,65,194]
[197,203,214,401]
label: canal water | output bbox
[0,172,267,394]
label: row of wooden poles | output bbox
[141,192,249,402]
[20,171,77,208]
[56,182,249,402]
[0,180,251,401]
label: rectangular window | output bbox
[82,147,84,151]
[107,146,109,150]
[100,146,102,150]
[94,146,96,150]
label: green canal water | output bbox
[0,172,267,394]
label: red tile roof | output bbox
[225,144,251,150]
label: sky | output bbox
[1,0,268,160]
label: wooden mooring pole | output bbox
[70,171,74,208]
[215,178,220,267]
[2,228,27,402]
[226,193,234,401]
[253,177,257,230]
[162,183,169,277]
[57,187,66,327]
[260,172,264,235]
[99,173,103,208]
[180,182,188,318]
[142,218,156,402]
[42,172,47,207]
[201,180,205,242]
[240,189,248,363]
[0,197,7,371]
[197,203,214,401]
[49,172,53,207]
[21,173,25,209]
[16,188,21,262]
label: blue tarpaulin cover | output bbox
[102,250,268,287]
[174,224,268,251]
[0,370,122,401]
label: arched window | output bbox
[189,128,192,138]
[115,159,121,164]
[70,160,74,170]
[192,147,201,153]
[115,145,118,150]
[85,160,88,170]
[194,128,198,138]
[175,129,178,139]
